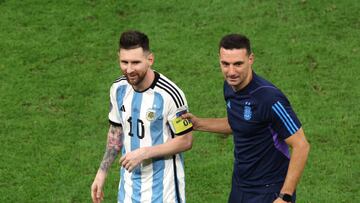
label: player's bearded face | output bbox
[219,48,254,91]
[119,47,153,87]
[124,67,147,86]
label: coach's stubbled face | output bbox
[219,48,254,91]
[119,47,153,87]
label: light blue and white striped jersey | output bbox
[109,71,190,203]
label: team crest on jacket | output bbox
[146,109,156,121]
[244,102,252,120]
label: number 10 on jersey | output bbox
[127,117,145,139]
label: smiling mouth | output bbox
[227,76,239,80]
[127,74,137,79]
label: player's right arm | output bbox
[182,113,232,135]
[91,124,123,203]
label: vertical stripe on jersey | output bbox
[116,85,127,121]
[151,92,165,202]
[116,85,127,203]
[272,101,299,134]
[178,153,185,203]
[131,92,143,202]
[179,153,184,172]
[118,167,126,202]
[173,155,181,203]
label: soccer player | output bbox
[182,34,310,203]
[91,30,193,203]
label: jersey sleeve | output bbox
[166,87,193,136]
[269,92,302,140]
[108,84,122,126]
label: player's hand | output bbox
[120,147,148,172]
[91,171,106,203]
[273,197,289,203]
[181,112,199,130]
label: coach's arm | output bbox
[181,113,232,135]
[274,127,310,203]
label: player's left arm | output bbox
[278,127,310,200]
[119,131,193,172]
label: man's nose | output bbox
[126,64,135,74]
[228,65,236,75]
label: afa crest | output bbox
[146,109,156,121]
[244,102,252,120]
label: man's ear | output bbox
[248,53,254,65]
[147,53,154,66]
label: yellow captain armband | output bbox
[169,108,193,135]
[169,117,193,135]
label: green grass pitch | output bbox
[1,0,359,202]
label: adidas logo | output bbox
[120,105,126,112]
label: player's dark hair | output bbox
[219,34,252,56]
[119,30,150,52]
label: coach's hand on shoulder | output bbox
[181,112,200,130]
[91,171,106,203]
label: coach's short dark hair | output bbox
[119,30,150,52]
[219,34,251,55]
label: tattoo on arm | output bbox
[99,124,123,172]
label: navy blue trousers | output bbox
[228,184,296,203]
